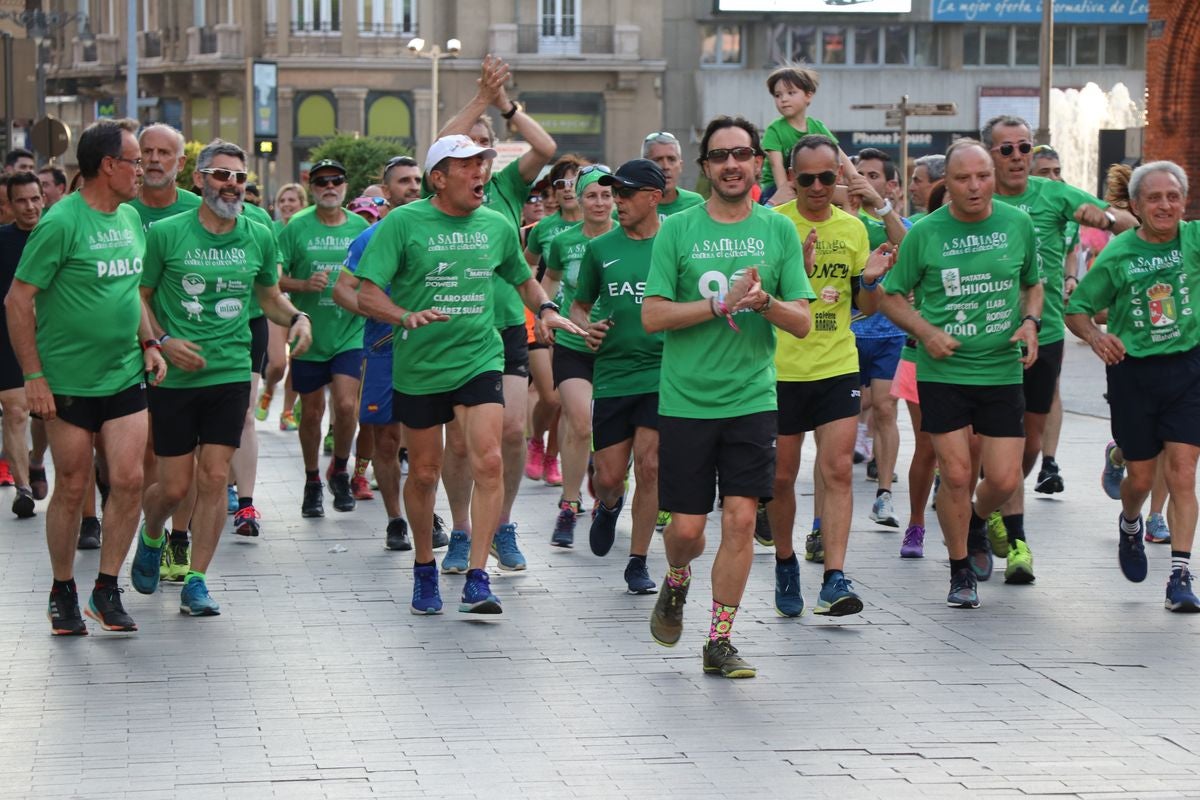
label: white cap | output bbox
[424,134,498,175]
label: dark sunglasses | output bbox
[796,170,837,188]
[613,185,656,199]
[992,141,1033,157]
[312,175,347,188]
[198,167,248,184]
[353,197,387,207]
[704,147,756,163]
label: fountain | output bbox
[1048,82,1143,193]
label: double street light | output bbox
[407,36,460,151]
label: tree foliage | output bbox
[176,140,205,192]
[308,134,413,199]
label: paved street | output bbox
[2,340,1199,799]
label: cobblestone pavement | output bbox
[1,340,1199,799]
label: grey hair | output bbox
[196,139,247,172]
[980,115,1030,145]
[1129,160,1189,201]
[139,123,186,157]
[914,154,946,181]
[642,132,681,159]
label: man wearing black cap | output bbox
[571,159,666,594]
[277,159,369,518]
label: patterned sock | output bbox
[1120,514,1142,536]
[709,601,738,642]
[185,570,207,584]
[1171,551,1191,574]
[665,563,691,589]
[354,457,370,478]
[1003,513,1025,544]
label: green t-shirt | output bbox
[240,202,277,319]
[545,222,613,354]
[573,227,664,398]
[127,189,203,232]
[483,159,534,329]
[760,116,838,191]
[994,175,1106,344]
[277,209,369,361]
[525,210,579,260]
[657,188,705,220]
[882,203,1040,386]
[141,213,278,388]
[908,211,927,222]
[354,199,532,395]
[1067,225,1200,358]
[645,203,816,419]
[14,193,146,396]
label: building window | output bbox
[359,0,415,35]
[965,25,1136,68]
[1014,26,1039,66]
[1104,27,1128,66]
[1074,27,1100,65]
[296,93,337,138]
[769,23,936,67]
[821,27,847,65]
[366,93,413,140]
[701,23,742,67]
[292,0,341,34]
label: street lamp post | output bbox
[407,37,461,150]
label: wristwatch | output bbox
[502,101,522,120]
[1022,314,1042,332]
[537,301,560,319]
[874,199,893,217]
[1103,210,1117,229]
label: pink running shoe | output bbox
[543,457,562,487]
[525,438,545,481]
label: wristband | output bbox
[874,199,893,217]
[400,311,413,328]
[159,334,172,345]
[1103,210,1117,230]
[1065,274,1079,282]
[23,371,43,381]
[142,338,161,351]
[861,276,879,292]
[501,101,521,120]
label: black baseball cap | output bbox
[309,158,347,176]
[598,159,666,191]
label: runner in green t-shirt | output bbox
[355,135,580,617]
[127,123,202,232]
[641,131,705,220]
[880,139,1042,609]
[643,117,815,679]
[8,119,166,635]
[133,140,312,618]
[1065,161,1200,612]
[277,159,369,518]
[571,159,667,593]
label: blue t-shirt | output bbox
[851,212,913,339]
[344,223,392,355]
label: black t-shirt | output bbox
[0,223,33,325]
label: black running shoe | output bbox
[301,480,324,518]
[12,487,35,519]
[329,472,356,512]
[431,514,449,549]
[754,502,773,547]
[386,517,412,551]
[77,516,102,550]
[84,585,137,632]
[1034,458,1064,494]
[48,586,87,636]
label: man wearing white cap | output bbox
[355,135,583,615]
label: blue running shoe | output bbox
[226,485,237,514]
[624,557,657,594]
[947,567,980,608]
[459,568,502,614]
[969,548,993,582]
[411,564,443,615]
[179,577,220,616]
[1102,441,1125,500]
[130,523,165,595]
[774,555,804,617]
[1118,514,1148,582]
[814,570,863,616]
[441,530,470,574]
[589,496,623,556]
[1146,512,1171,544]
[1166,568,1200,613]
[490,523,527,571]
[551,499,579,547]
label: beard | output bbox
[203,182,243,219]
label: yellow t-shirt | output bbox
[772,203,869,381]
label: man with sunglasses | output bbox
[132,140,312,616]
[983,115,1136,584]
[642,132,704,219]
[7,118,167,634]
[644,116,815,678]
[278,159,369,518]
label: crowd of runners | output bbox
[2,58,1198,679]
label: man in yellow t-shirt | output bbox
[768,134,892,619]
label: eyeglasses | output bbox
[312,175,347,188]
[992,141,1033,157]
[108,155,143,169]
[796,170,837,188]
[644,131,678,142]
[613,185,657,199]
[525,196,544,204]
[703,147,756,163]
[552,178,574,189]
[578,164,612,177]
[198,167,249,184]
[352,196,387,207]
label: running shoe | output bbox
[350,475,374,500]
[1146,512,1171,544]
[1034,457,1064,494]
[385,518,412,551]
[0,458,14,487]
[869,491,899,528]
[432,514,449,549]
[323,427,334,455]
[931,469,940,510]
[853,425,870,465]
[441,531,470,573]
[254,390,271,421]
[866,458,878,482]
[1004,539,1035,584]
[624,558,657,594]
[162,538,190,582]
[804,528,824,563]
[491,523,527,570]
[551,499,579,547]
[702,638,756,679]
[525,438,545,481]
[1118,514,1148,582]
[329,472,356,512]
[459,568,502,614]
[85,584,137,631]
[947,567,980,608]
[754,502,774,547]
[543,457,562,487]
[774,555,805,617]
[131,523,164,594]
[48,585,88,636]
[969,548,993,581]
[179,577,220,616]
[410,563,443,614]
[986,511,1009,558]
[1165,568,1200,613]
[301,480,324,518]
[77,516,101,550]
[655,510,671,533]
[399,448,408,475]
[279,410,298,431]
[29,464,48,500]
[12,486,35,519]
[1102,441,1124,500]
[226,485,237,514]
[589,497,622,556]
[900,524,925,559]
[650,577,688,646]
[814,570,863,616]
[233,505,261,537]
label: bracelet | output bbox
[501,101,520,120]
[756,294,773,314]
[159,334,172,345]
[1065,274,1079,282]
[400,311,413,328]
[861,276,879,292]
[23,371,43,381]
[290,312,310,327]
[142,338,161,351]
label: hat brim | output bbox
[598,174,663,191]
[424,146,499,174]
